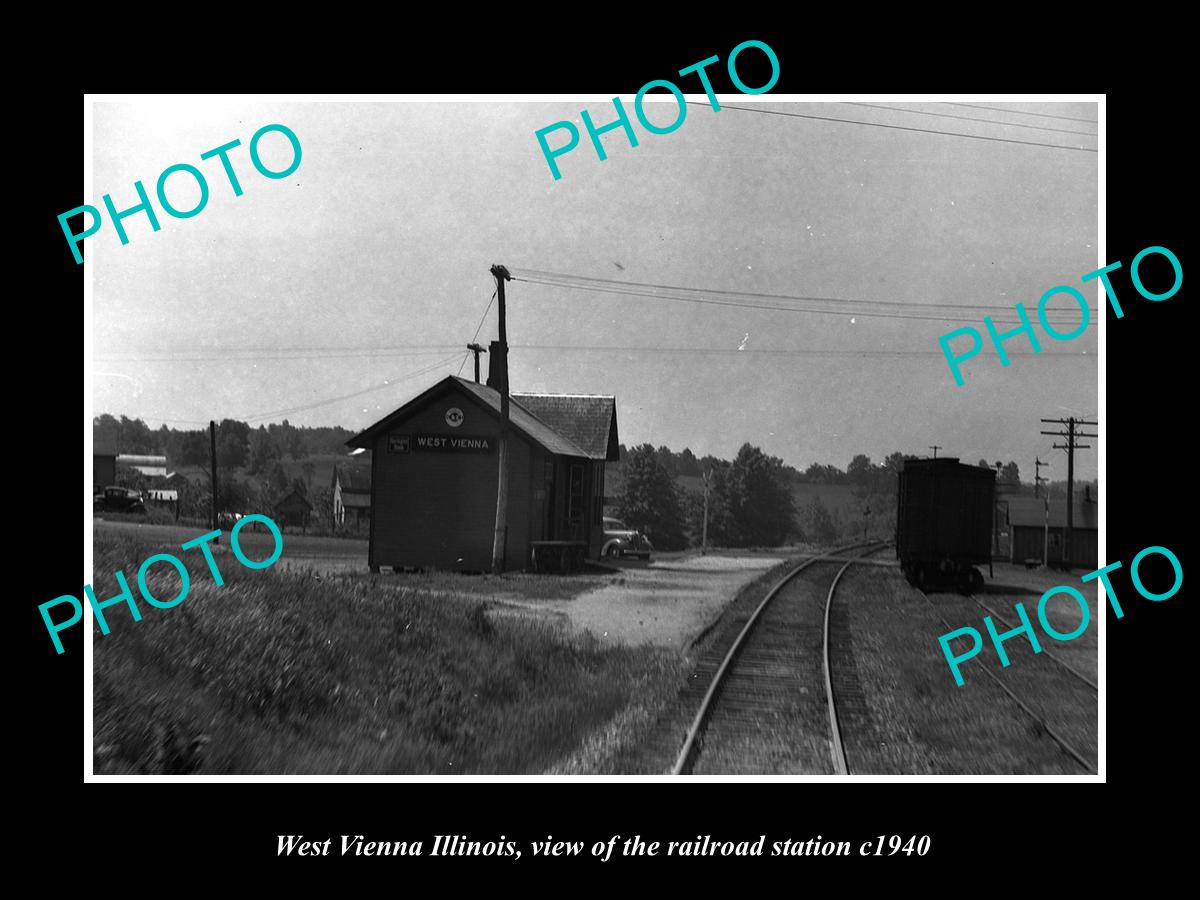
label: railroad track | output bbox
[672,542,889,775]
[968,594,1098,692]
[919,590,1098,775]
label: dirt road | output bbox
[562,555,782,649]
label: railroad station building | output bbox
[347,358,619,572]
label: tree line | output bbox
[616,445,1030,551]
[93,414,356,473]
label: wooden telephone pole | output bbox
[490,264,512,574]
[209,420,220,543]
[467,342,486,384]
[1040,417,1097,567]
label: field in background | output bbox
[92,528,682,775]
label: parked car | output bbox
[217,511,244,529]
[601,517,653,560]
[95,485,146,514]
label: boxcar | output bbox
[896,458,994,593]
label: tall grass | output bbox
[92,530,676,775]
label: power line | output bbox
[239,352,465,423]
[511,269,1095,326]
[90,343,1094,368]
[687,102,1097,153]
[95,347,463,363]
[513,266,1094,316]
[842,102,1097,137]
[945,102,1097,124]
[459,288,497,376]
[510,344,1091,358]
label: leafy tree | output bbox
[248,427,280,474]
[803,497,838,545]
[705,444,797,547]
[804,462,846,484]
[677,448,701,477]
[619,444,687,550]
[847,454,874,488]
[654,445,678,478]
[216,431,247,469]
[266,462,291,499]
[171,429,209,466]
[1001,461,1020,485]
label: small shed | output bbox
[273,487,313,529]
[346,372,619,572]
[1007,496,1098,569]
[94,441,117,490]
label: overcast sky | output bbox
[91,98,1098,480]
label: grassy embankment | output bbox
[92,529,683,775]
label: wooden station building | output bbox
[347,359,619,572]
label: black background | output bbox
[24,26,1186,883]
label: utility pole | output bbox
[929,444,941,459]
[993,462,1003,559]
[701,470,710,555]
[1040,417,1097,569]
[467,342,486,384]
[490,264,512,575]
[209,420,220,544]
[1043,491,1050,568]
[1034,456,1048,498]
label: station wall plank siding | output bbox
[369,389,532,571]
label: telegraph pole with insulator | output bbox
[1040,416,1097,568]
[490,265,512,574]
[1034,456,1048,498]
[467,342,486,384]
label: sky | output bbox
[90,98,1099,481]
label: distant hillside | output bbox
[605,464,864,519]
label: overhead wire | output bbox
[509,268,1096,326]
[512,266,1094,315]
[238,352,465,423]
[685,102,1097,153]
[841,102,1097,137]
[943,102,1098,124]
[458,288,497,376]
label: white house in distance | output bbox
[332,461,372,531]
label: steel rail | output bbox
[822,544,889,775]
[671,541,884,775]
[969,595,1098,692]
[921,592,1097,775]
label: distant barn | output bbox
[117,454,168,477]
[272,487,313,529]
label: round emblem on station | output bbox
[445,407,464,428]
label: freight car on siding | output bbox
[895,457,994,593]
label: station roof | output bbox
[1007,497,1098,530]
[347,376,620,462]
